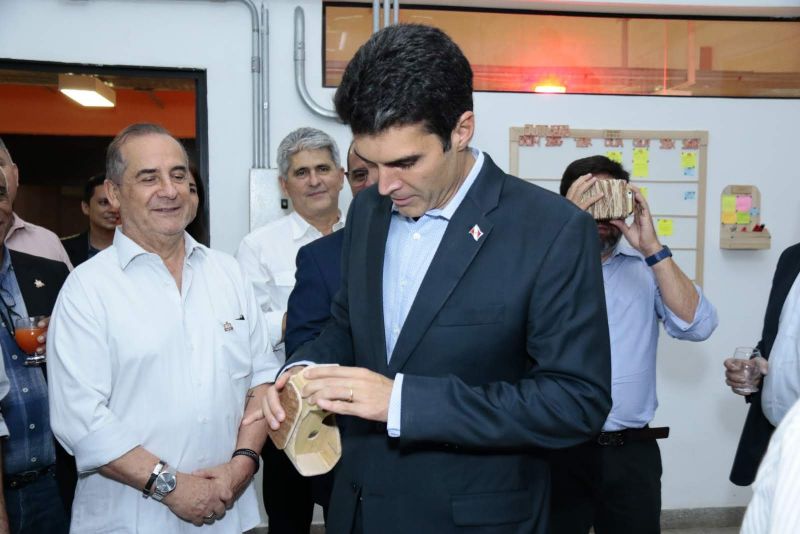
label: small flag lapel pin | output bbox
[34,279,45,288]
[468,224,484,242]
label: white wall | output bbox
[2,0,799,516]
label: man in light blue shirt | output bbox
[549,155,718,534]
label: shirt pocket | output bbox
[273,269,296,288]
[606,294,635,327]
[217,318,253,380]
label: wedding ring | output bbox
[348,388,354,403]
[205,513,216,520]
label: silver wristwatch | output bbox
[151,464,177,502]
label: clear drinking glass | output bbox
[731,346,762,395]
[13,315,47,367]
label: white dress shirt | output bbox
[762,272,800,427]
[742,397,800,534]
[236,211,343,363]
[47,229,279,534]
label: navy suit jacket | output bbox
[7,249,76,513]
[289,154,612,534]
[285,230,344,358]
[730,243,800,486]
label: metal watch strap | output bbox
[143,460,165,498]
[152,465,177,502]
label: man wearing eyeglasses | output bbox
[236,127,345,534]
[0,167,70,534]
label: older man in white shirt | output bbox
[236,126,344,534]
[47,123,279,533]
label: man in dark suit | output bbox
[61,173,120,267]
[725,243,800,486]
[0,168,71,533]
[249,24,612,533]
[285,144,378,358]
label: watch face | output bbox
[156,471,177,493]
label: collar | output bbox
[289,210,344,240]
[603,240,644,264]
[7,213,27,239]
[113,227,205,269]
[392,147,484,221]
[0,245,12,278]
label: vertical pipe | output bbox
[383,0,390,28]
[294,7,339,119]
[393,0,398,25]
[621,19,629,69]
[373,0,380,33]
[261,4,270,167]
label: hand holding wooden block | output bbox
[268,366,342,476]
[582,179,633,220]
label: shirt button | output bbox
[30,457,37,463]
[412,232,421,240]
[400,280,407,287]
[11,354,17,360]
[21,387,29,393]
[29,424,35,430]
[393,327,400,335]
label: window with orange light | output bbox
[324,3,800,98]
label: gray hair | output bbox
[277,127,341,179]
[0,137,10,161]
[106,123,188,184]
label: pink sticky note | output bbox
[736,195,752,212]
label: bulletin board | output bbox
[510,125,708,286]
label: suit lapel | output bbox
[364,196,392,374]
[388,155,503,373]
[10,251,52,316]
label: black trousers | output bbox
[262,440,333,534]
[548,438,662,534]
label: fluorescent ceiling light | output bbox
[534,84,567,94]
[58,74,116,107]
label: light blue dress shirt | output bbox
[601,241,718,431]
[385,149,484,436]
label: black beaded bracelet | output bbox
[232,448,260,473]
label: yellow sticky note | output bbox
[632,148,649,178]
[722,195,736,213]
[606,151,622,164]
[722,211,736,224]
[640,186,649,199]
[657,218,673,236]
[737,211,751,224]
[681,151,697,177]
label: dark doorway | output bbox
[0,59,209,245]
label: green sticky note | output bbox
[736,211,751,224]
[606,151,622,164]
[632,148,649,178]
[722,195,736,213]
[657,218,673,236]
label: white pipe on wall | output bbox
[293,6,338,120]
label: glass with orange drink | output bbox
[13,315,47,366]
